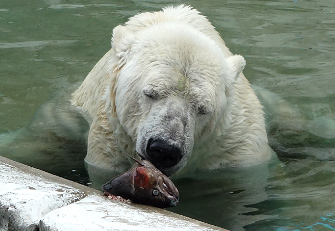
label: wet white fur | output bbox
[71,5,272,178]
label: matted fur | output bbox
[71,5,272,179]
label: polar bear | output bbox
[0,5,273,186]
[71,5,272,179]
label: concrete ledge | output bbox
[0,156,225,230]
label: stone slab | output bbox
[0,157,87,231]
[40,195,223,231]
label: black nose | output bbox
[146,138,182,169]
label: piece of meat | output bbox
[102,157,179,208]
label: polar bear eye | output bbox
[198,105,209,115]
[143,89,159,100]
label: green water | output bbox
[1,0,334,230]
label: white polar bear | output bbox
[0,5,273,186]
[71,5,272,181]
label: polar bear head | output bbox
[109,10,245,176]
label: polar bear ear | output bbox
[227,55,246,81]
[112,25,135,70]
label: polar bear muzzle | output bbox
[135,97,195,176]
[146,138,182,170]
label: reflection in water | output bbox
[246,159,335,230]
[169,162,273,230]
[169,158,335,230]
[0,0,335,230]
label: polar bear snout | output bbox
[146,138,182,170]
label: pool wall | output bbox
[0,156,225,231]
